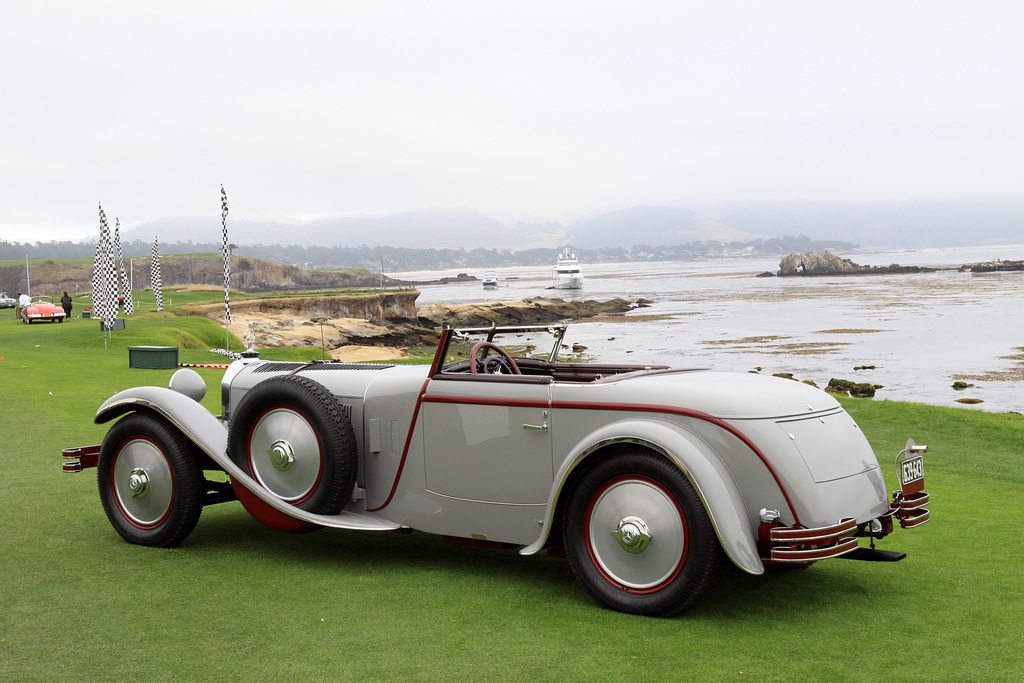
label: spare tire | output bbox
[227,374,356,516]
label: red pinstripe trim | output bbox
[367,392,801,526]
[552,400,800,525]
[366,378,432,512]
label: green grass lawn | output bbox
[1,306,1022,681]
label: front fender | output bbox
[95,386,400,532]
[521,417,765,575]
[96,386,228,460]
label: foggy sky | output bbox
[2,1,1022,243]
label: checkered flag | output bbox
[93,204,106,320]
[114,217,133,316]
[99,211,117,330]
[221,185,230,326]
[151,236,163,312]
[113,218,124,303]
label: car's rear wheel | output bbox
[98,412,203,547]
[563,449,718,617]
[227,375,356,525]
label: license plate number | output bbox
[900,455,924,487]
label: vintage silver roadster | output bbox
[63,324,930,616]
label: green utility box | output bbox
[128,346,179,369]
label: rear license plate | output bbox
[900,455,924,489]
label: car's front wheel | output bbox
[97,412,204,547]
[563,449,719,617]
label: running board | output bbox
[839,548,906,562]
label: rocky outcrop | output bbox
[777,251,935,276]
[825,378,879,397]
[960,259,1024,273]
[190,293,639,358]
[417,297,635,327]
[193,292,419,321]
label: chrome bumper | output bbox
[62,445,100,473]
[758,439,931,566]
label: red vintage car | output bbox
[23,298,66,323]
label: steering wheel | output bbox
[469,341,522,375]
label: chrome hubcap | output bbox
[248,408,321,501]
[587,477,686,589]
[128,468,150,498]
[268,440,295,472]
[112,438,173,526]
[612,515,651,554]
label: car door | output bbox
[421,375,553,505]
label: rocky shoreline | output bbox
[196,293,640,361]
[759,251,1024,277]
[958,259,1024,273]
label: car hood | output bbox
[597,369,843,421]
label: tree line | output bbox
[1,235,855,273]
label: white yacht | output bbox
[551,248,584,289]
[482,270,499,288]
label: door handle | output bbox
[522,422,548,432]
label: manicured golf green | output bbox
[2,304,1021,681]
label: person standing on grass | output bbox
[16,291,29,319]
[61,291,73,320]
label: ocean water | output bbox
[392,245,1024,413]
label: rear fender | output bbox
[95,386,399,532]
[521,417,766,575]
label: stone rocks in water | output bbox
[756,271,776,278]
[854,365,876,371]
[778,251,849,276]
[777,251,936,277]
[961,259,1024,273]
[952,381,975,390]
[826,378,876,398]
[768,372,817,387]
[956,398,984,404]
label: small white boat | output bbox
[551,248,584,289]
[482,270,499,288]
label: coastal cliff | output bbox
[192,293,638,361]
[194,291,419,321]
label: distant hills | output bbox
[112,198,1024,252]
[689,198,1024,249]
[120,209,518,250]
[120,206,763,250]
[569,207,761,247]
